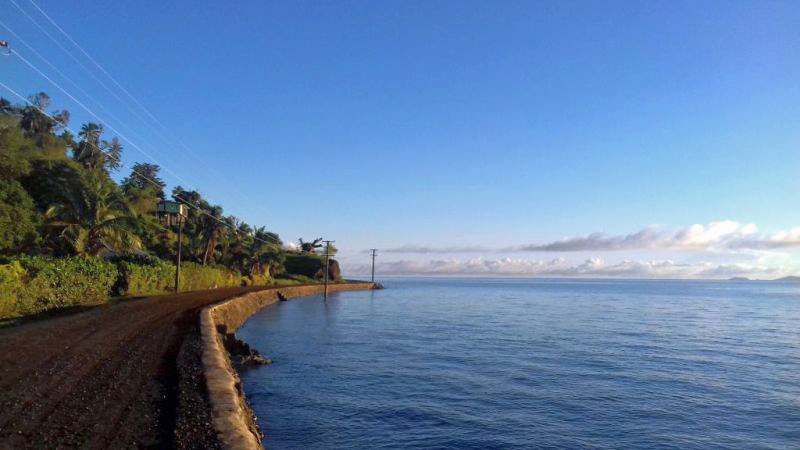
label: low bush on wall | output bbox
[118,259,244,296]
[179,262,240,292]
[240,273,272,287]
[0,253,337,320]
[118,258,176,296]
[0,256,117,319]
[0,261,27,319]
[283,254,325,278]
[0,256,250,320]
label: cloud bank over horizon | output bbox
[379,221,800,254]
[347,257,792,280]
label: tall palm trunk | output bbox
[202,235,217,265]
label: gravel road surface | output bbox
[0,285,277,449]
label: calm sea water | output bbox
[237,278,800,449]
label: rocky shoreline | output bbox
[199,282,379,449]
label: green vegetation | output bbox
[0,256,117,318]
[0,92,343,319]
[284,253,326,278]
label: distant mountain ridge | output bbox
[773,276,800,282]
[727,276,800,282]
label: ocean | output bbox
[237,278,800,449]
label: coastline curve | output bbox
[199,283,377,449]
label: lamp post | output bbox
[157,201,188,293]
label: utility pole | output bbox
[159,201,186,294]
[322,240,335,301]
[370,249,377,283]
[175,213,183,293]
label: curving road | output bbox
[0,285,278,449]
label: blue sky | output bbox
[2,0,799,277]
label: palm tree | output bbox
[221,221,253,274]
[200,205,225,265]
[0,98,14,115]
[298,237,323,253]
[20,93,54,134]
[44,173,142,256]
[102,137,123,172]
[172,187,207,260]
[248,227,284,276]
[217,216,239,263]
[72,123,105,170]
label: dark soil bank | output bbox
[0,285,277,449]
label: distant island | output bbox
[773,276,800,283]
[727,276,800,282]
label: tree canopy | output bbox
[0,93,291,278]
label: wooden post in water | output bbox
[323,240,334,301]
[370,249,377,283]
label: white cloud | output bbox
[347,257,793,279]
[379,221,800,254]
[378,244,490,254]
[518,220,771,251]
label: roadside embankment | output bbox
[200,282,378,449]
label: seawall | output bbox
[199,283,377,449]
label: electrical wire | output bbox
[17,0,277,218]
[0,19,185,170]
[8,0,230,200]
[0,81,281,247]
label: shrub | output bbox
[179,262,239,292]
[0,261,28,318]
[284,254,325,278]
[238,274,270,287]
[0,179,40,255]
[250,274,271,286]
[0,255,255,320]
[0,256,118,319]
[121,259,176,296]
[24,256,117,308]
[269,278,305,286]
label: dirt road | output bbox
[0,285,279,449]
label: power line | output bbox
[4,37,256,226]
[6,3,280,237]
[7,0,155,131]
[20,0,275,219]
[7,0,227,199]
[0,81,280,247]
[0,61,272,247]
[27,0,164,130]
[9,47,200,191]
[0,19,185,171]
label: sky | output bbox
[2,0,799,278]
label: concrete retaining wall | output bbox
[200,283,376,450]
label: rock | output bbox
[232,353,272,367]
[250,355,272,365]
[221,332,272,369]
[313,259,341,280]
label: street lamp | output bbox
[157,201,188,292]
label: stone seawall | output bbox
[199,283,377,449]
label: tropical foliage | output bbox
[0,92,342,319]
